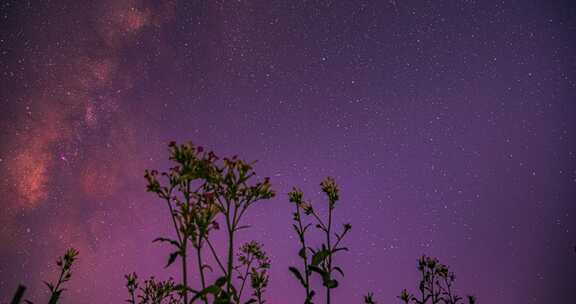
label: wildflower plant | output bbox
[139,141,274,304]
[236,241,270,304]
[398,255,477,304]
[44,248,79,304]
[125,273,180,304]
[5,143,483,304]
[287,177,351,304]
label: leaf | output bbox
[165,250,181,268]
[245,299,257,304]
[289,266,306,287]
[191,278,228,302]
[43,281,54,292]
[324,278,338,289]
[334,266,345,277]
[217,288,234,303]
[311,249,329,266]
[191,285,220,302]
[309,265,327,277]
[174,284,198,294]
[235,225,251,231]
[214,276,227,287]
[309,265,338,289]
[153,237,180,247]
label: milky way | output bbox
[1,1,575,303]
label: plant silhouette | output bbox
[9,248,79,304]
[125,273,180,304]
[236,241,270,304]
[363,292,376,304]
[44,248,79,304]
[397,255,476,304]
[7,141,479,304]
[287,178,352,304]
[138,141,274,304]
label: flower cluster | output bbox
[399,255,476,304]
[320,177,339,207]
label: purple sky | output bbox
[1,0,575,303]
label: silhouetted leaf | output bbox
[214,276,227,287]
[309,265,327,277]
[43,281,54,292]
[165,250,181,268]
[311,249,329,266]
[324,279,338,289]
[235,225,251,231]
[289,266,306,287]
[334,266,345,277]
[153,237,180,248]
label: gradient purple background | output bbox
[1,1,575,303]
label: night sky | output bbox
[1,0,575,303]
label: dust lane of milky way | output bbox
[1,1,575,303]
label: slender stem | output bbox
[326,205,333,304]
[182,241,189,304]
[420,268,426,304]
[238,256,254,301]
[444,276,453,304]
[257,288,264,304]
[196,243,208,304]
[48,266,66,304]
[234,197,252,227]
[163,189,182,243]
[10,285,26,304]
[162,190,188,303]
[227,226,235,298]
[54,267,65,292]
[225,200,235,299]
[232,199,240,227]
[130,289,136,304]
[296,206,311,300]
[331,230,348,252]
[430,271,436,304]
[310,209,327,231]
[205,238,227,274]
[214,194,227,214]
[235,205,248,227]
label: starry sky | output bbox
[1,0,575,303]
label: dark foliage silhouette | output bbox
[7,141,478,304]
[44,248,79,304]
[10,285,26,304]
[137,141,274,304]
[236,241,270,304]
[363,292,376,304]
[397,255,476,304]
[287,178,351,304]
[124,273,180,304]
[9,248,79,304]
